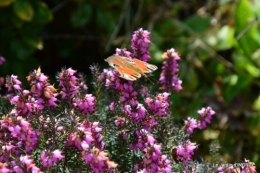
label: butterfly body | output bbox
[105,55,157,81]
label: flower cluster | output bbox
[197,107,216,129]
[145,92,170,116]
[175,140,198,165]
[9,90,35,116]
[0,115,40,160]
[5,75,22,92]
[58,68,79,100]
[183,106,216,135]
[27,68,58,108]
[66,121,117,172]
[0,155,42,173]
[74,94,95,114]
[131,28,151,62]
[184,117,197,135]
[131,130,172,172]
[58,68,95,115]
[159,48,182,92]
[40,149,64,168]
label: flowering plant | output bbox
[0,29,256,173]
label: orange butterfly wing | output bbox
[133,58,158,73]
[115,67,141,81]
[105,55,157,81]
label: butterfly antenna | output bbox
[145,74,157,84]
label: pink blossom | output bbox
[109,102,116,111]
[74,94,95,114]
[176,140,198,165]
[145,92,170,116]
[5,75,22,91]
[131,28,151,62]
[197,107,216,129]
[159,48,182,92]
[184,117,198,135]
[40,150,64,168]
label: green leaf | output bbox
[223,74,253,101]
[253,95,260,111]
[0,0,14,7]
[10,40,35,60]
[10,13,24,28]
[233,53,260,77]
[235,0,260,59]
[245,63,260,77]
[71,3,92,28]
[22,34,43,50]
[216,25,235,50]
[13,0,34,22]
[32,1,53,24]
[185,15,210,32]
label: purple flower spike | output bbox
[58,68,79,100]
[176,140,198,165]
[184,117,198,135]
[5,75,22,92]
[74,94,95,114]
[159,48,182,92]
[41,150,64,168]
[131,28,151,62]
[197,107,216,129]
[145,92,170,116]
[116,48,132,57]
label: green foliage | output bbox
[71,2,92,28]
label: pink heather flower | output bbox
[129,129,156,151]
[109,102,116,111]
[145,92,170,116]
[66,121,104,151]
[40,150,64,168]
[176,140,198,165]
[159,48,182,92]
[184,117,198,135]
[58,68,80,100]
[0,56,6,65]
[114,117,126,127]
[133,144,172,173]
[0,162,10,173]
[131,28,151,62]
[82,148,117,173]
[123,133,128,140]
[197,107,216,129]
[124,103,147,122]
[74,94,95,114]
[0,116,40,155]
[57,126,64,131]
[8,155,42,173]
[116,48,132,57]
[5,75,22,91]
[66,121,117,173]
[27,68,58,108]
[9,90,35,116]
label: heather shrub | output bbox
[0,29,256,173]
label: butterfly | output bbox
[105,54,158,81]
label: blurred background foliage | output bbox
[0,0,260,170]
